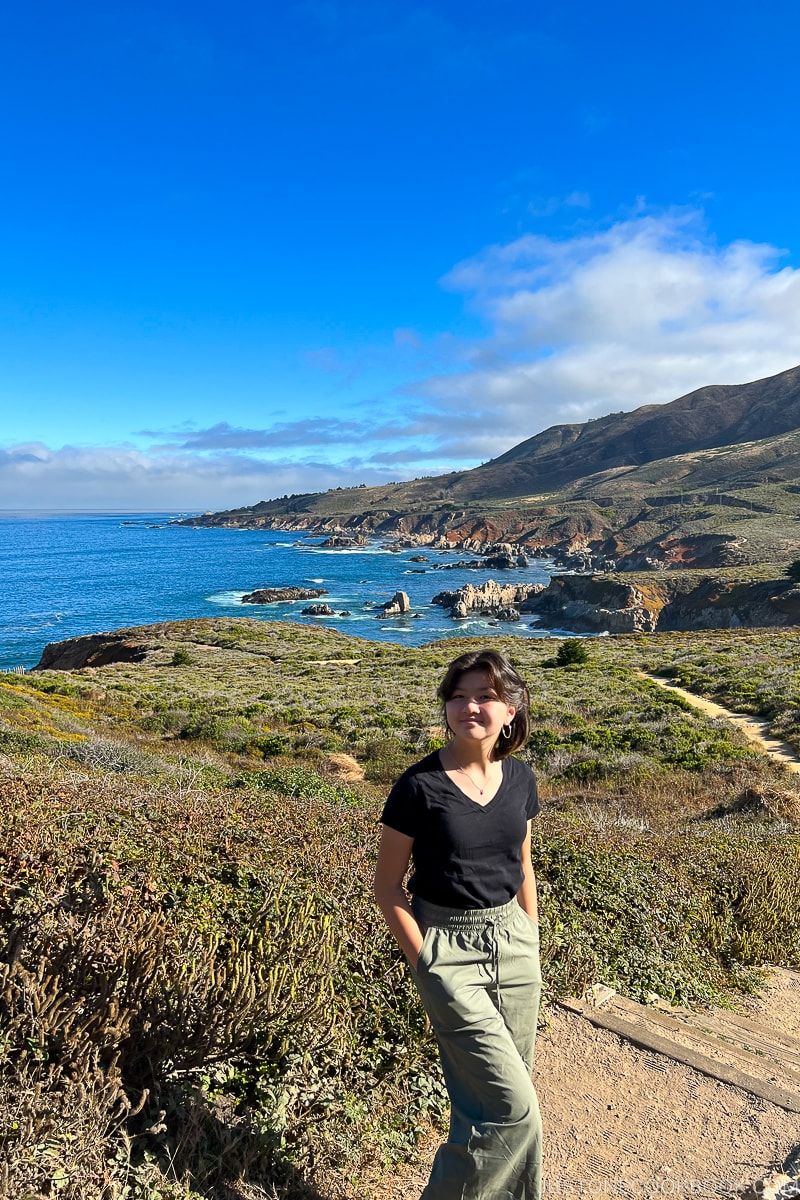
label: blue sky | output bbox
[1,0,799,509]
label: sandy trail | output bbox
[645,674,800,773]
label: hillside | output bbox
[459,363,800,500]
[179,365,800,570]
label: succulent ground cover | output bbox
[1,618,799,1198]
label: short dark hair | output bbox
[437,648,530,760]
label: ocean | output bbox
[0,511,561,671]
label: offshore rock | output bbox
[432,555,527,572]
[432,580,544,618]
[496,606,521,621]
[241,586,327,604]
[377,590,411,616]
[318,534,368,548]
[432,559,491,571]
[301,603,335,615]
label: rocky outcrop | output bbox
[611,532,750,571]
[318,535,368,548]
[431,581,545,619]
[241,586,327,604]
[301,603,335,616]
[377,590,411,616]
[519,573,800,633]
[431,541,535,572]
[432,556,523,571]
[433,571,800,634]
[655,577,800,631]
[525,576,660,633]
[34,629,161,671]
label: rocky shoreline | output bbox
[175,509,757,575]
[181,518,800,635]
[30,568,800,674]
[428,571,800,633]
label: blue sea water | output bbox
[0,511,560,671]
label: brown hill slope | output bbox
[450,364,800,500]
[185,365,800,523]
[180,366,800,568]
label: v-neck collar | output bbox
[438,754,507,809]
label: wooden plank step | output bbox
[652,999,800,1057]
[557,998,800,1115]
[608,996,800,1084]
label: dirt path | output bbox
[375,974,800,1199]
[645,674,800,774]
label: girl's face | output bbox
[444,669,516,747]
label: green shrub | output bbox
[237,764,363,806]
[362,736,415,784]
[3,620,800,1197]
[535,832,748,1005]
[0,859,340,1197]
[248,732,291,757]
[555,638,590,667]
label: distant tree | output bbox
[786,559,800,583]
[555,638,590,667]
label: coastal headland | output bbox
[176,366,800,635]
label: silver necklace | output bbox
[451,756,492,795]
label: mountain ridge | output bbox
[450,364,800,499]
[180,365,800,571]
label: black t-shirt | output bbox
[380,751,540,910]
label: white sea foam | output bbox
[302,546,387,556]
[207,590,249,606]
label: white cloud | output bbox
[3,209,799,509]
[0,443,397,510]
[425,209,800,441]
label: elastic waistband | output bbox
[412,896,521,930]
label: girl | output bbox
[374,648,542,1200]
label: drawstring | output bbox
[485,920,501,1008]
[411,896,521,1014]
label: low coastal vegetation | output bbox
[2,618,800,1198]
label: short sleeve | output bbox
[510,756,540,820]
[525,771,540,820]
[380,771,421,838]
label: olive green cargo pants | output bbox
[411,896,543,1200]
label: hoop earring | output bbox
[501,723,512,740]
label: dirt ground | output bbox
[376,970,800,1200]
